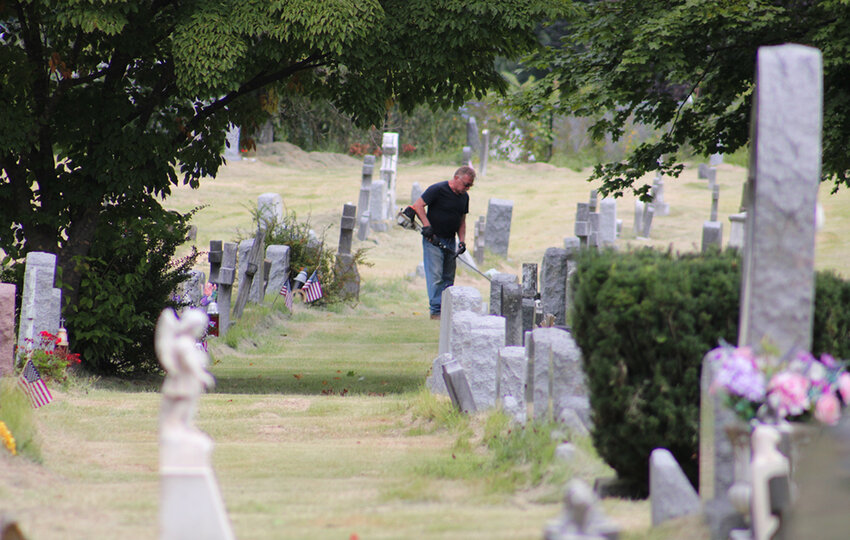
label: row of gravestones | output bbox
[354,133,399,239]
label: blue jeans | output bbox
[422,236,456,315]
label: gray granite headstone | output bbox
[356,155,374,223]
[702,222,723,252]
[17,252,61,360]
[211,242,237,334]
[652,174,670,216]
[480,129,489,177]
[728,212,746,250]
[698,163,710,179]
[369,180,388,229]
[438,286,484,355]
[237,236,266,304]
[357,212,370,241]
[650,448,702,526]
[473,216,486,266]
[182,270,206,306]
[541,247,568,326]
[633,200,645,237]
[710,184,720,222]
[257,193,283,231]
[334,252,360,300]
[0,283,15,375]
[208,241,222,284]
[466,116,480,151]
[484,198,513,257]
[448,310,505,410]
[521,263,538,337]
[497,346,526,409]
[337,203,357,255]
[442,359,477,413]
[462,146,472,166]
[587,212,600,248]
[588,190,598,213]
[489,273,518,315]
[426,352,453,395]
[575,202,590,246]
[265,245,290,297]
[501,283,523,346]
[599,198,617,246]
[641,205,655,238]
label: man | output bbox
[411,165,475,319]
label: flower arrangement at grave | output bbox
[18,330,82,382]
[0,420,16,455]
[708,340,850,425]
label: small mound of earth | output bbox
[256,141,361,168]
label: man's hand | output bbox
[421,225,434,240]
[456,241,466,255]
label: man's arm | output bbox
[457,214,466,244]
[411,197,430,228]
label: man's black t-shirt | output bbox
[421,181,469,239]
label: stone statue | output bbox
[156,308,214,445]
[544,478,620,539]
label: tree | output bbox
[0,0,570,372]
[512,0,850,199]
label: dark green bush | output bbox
[571,247,850,498]
[68,199,199,376]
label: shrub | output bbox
[571,247,850,497]
[19,330,81,382]
[68,199,200,376]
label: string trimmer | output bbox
[396,206,491,282]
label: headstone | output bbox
[650,448,702,526]
[588,190,598,213]
[702,221,723,252]
[598,198,617,246]
[181,270,206,306]
[265,245,290,297]
[652,174,670,216]
[521,263,538,337]
[703,43,822,540]
[484,199,513,257]
[0,284,15,376]
[563,239,581,319]
[257,193,283,231]
[233,229,265,318]
[337,203,357,255]
[210,242,236,334]
[529,328,586,422]
[438,286,484,355]
[489,273,518,316]
[442,359,477,413]
[357,212,370,242]
[706,167,718,191]
[480,129,490,177]
[369,180,388,230]
[16,252,61,361]
[587,213,600,248]
[156,308,235,540]
[501,283,523,346]
[462,146,472,167]
[466,116,480,152]
[540,248,568,327]
[448,310,505,409]
[710,184,720,222]
[208,241,223,284]
[698,163,710,179]
[473,216,486,266]
[641,205,655,238]
[496,346,526,408]
[334,252,360,300]
[634,200,645,237]
[186,225,197,242]
[426,352,453,395]
[356,155,374,222]
[257,119,274,144]
[574,203,590,247]
[710,153,724,166]
[543,478,620,540]
[223,124,241,161]
[410,182,423,205]
[728,212,747,249]
[380,132,399,219]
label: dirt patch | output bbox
[255,142,361,169]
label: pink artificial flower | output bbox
[819,353,838,368]
[838,372,850,405]
[767,371,810,417]
[204,283,215,297]
[815,392,841,425]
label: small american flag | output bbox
[302,270,323,303]
[18,359,53,408]
[279,277,294,310]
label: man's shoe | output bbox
[430,313,440,320]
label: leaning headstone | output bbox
[223,124,241,161]
[257,193,283,231]
[0,284,15,376]
[448,310,505,409]
[727,212,746,249]
[442,359,477,413]
[598,198,617,246]
[480,129,489,177]
[426,352,453,395]
[489,273,518,316]
[501,283,523,346]
[337,203,357,255]
[544,478,620,540]
[650,448,702,526]
[484,199,513,257]
[265,245,290,297]
[466,116,480,152]
[703,43,822,540]
[438,286,484,355]
[233,229,265,318]
[540,248,568,327]
[356,155,374,222]
[496,346,526,408]
[157,308,235,540]
[210,242,236,334]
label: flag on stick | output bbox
[302,270,323,303]
[279,277,294,310]
[18,359,53,408]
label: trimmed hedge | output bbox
[570,247,850,497]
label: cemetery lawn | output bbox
[4,148,850,539]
